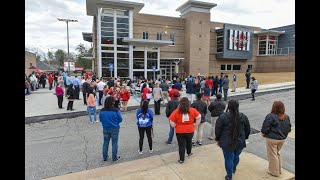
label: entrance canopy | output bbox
[122,38,173,47]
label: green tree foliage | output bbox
[54,49,66,67]
[75,43,92,69]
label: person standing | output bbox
[86,89,97,123]
[201,83,211,106]
[219,73,224,93]
[215,100,251,180]
[55,82,64,109]
[245,69,251,89]
[169,85,180,100]
[207,93,226,140]
[169,97,201,163]
[186,79,195,103]
[99,96,123,162]
[261,101,291,177]
[62,71,68,87]
[222,75,229,101]
[250,77,258,101]
[152,83,163,115]
[175,80,182,91]
[48,73,54,90]
[193,79,201,96]
[213,76,219,95]
[140,83,151,106]
[66,84,76,111]
[73,75,81,100]
[191,93,207,146]
[66,74,73,90]
[30,72,38,91]
[120,85,130,113]
[40,72,46,88]
[136,100,154,154]
[54,72,59,87]
[165,92,180,145]
[97,78,106,106]
[231,72,237,92]
[82,79,90,105]
[160,79,170,105]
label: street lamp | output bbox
[57,18,78,72]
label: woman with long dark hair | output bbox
[141,82,151,106]
[136,100,154,154]
[215,100,251,180]
[169,97,201,163]
[66,83,76,111]
[261,101,291,177]
[86,88,97,123]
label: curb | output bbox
[25,86,295,124]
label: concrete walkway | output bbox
[25,81,295,119]
[44,142,295,180]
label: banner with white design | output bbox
[229,29,250,51]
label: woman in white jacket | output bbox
[250,77,258,101]
[152,83,163,115]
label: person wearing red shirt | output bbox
[85,72,89,80]
[141,83,151,106]
[48,73,54,90]
[169,97,201,163]
[205,77,213,94]
[120,85,130,113]
[169,85,180,100]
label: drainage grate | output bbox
[250,128,260,135]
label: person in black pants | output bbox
[82,79,90,105]
[245,68,251,89]
[136,100,154,154]
[169,97,201,163]
[66,84,76,111]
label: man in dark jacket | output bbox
[82,79,90,105]
[208,93,226,140]
[186,79,195,103]
[174,80,182,91]
[222,75,229,101]
[160,80,170,105]
[165,92,180,145]
[213,76,219,96]
[191,93,207,146]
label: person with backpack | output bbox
[136,100,154,154]
[191,93,207,146]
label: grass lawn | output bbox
[222,72,295,88]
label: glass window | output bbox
[221,64,226,70]
[101,52,114,58]
[117,69,129,78]
[101,27,113,32]
[170,33,175,45]
[133,59,144,69]
[101,16,113,23]
[233,65,241,70]
[102,68,112,77]
[117,28,129,33]
[116,10,129,16]
[101,37,114,45]
[147,51,157,59]
[147,60,157,69]
[217,32,224,53]
[117,59,129,69]
[248,65,253,70]
[101,31,114,37]
[101,46,114,50]
[117,24,129,29]
[117,38,129,46]
[134,51,144,58]
[117,47,129,51]
[117,53,129,58]
[227,64,232,70]
[258,35,278,55]
[258,41,266,55]
[117,32,129,37]
[143,32,149,39]
[102,8,113,15]
[157,33,162,40]
[117,17,128,24]
[101,22,113,28]
[102,58,114,67]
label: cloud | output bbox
[26,0,294,54]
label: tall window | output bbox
[170,33,175,45]
[258,35,278,55]
[248,64,253,70]
[216,31,224,53]
[157,33,162,40]
[143,32,149,39]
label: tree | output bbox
[75,43,92,69]
[54,49,66,67]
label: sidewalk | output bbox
[44,142,295,180]
[25,81,295,119]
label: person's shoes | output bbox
[149,149,153,154]
[165,141,172,145]
[251,99,255,101]
[267,171,279,177]
[192,142,196,146]
[70,109,75,111]
[233,169,236,173]
[225,175,231,180]
[103,156,110,161]
[113,156,121,162]
[197,141,202,145]
[187,153,193,157]
[138,150,143,155]
[177,159,184,163]
[208,137,214,140]
[95,120,99,123]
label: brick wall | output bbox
[25,51,36,75]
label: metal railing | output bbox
[276,47,295,55]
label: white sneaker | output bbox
[138,150,143,155]
[149,149,153,154]
[95,120,99,123]
[90,121,93,124]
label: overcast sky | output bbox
[25,0,295,56]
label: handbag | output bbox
[146,93,153,99]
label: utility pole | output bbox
[57,18,78,71]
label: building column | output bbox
[157,47,160,80]
[129,45,133,79]
[97,7,102,78]
[173,59,181,77]
[144,46,147,79]
[113,9,117,78]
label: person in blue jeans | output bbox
[165,92,180,144]
[99,96,123,162]
[86,89,97,123]
[215,100,251,180]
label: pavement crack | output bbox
[83,135,89,170]
[59,119,71,147]
[159,155,183,180]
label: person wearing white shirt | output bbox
[97,79,106,106]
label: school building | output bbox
[83,0,295,80]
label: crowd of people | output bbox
[25,69,291,180]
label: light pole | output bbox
[57,18,78,72]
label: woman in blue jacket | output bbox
[136,100,154,155]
